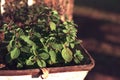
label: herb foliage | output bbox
[0,3,84,69]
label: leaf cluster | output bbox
[0,4,84,69]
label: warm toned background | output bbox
[73,0,120,80]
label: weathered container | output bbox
[0,45,94,80]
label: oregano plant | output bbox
[0,3,84,69]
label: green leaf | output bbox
[34,32,41,38]
[9,39,14,47]
[40,38,45,43]
[20,35,36,46]
[47,60,53,65]
[7,36,15,50]
[10,47,20,59]
[63,30,68,33]
[37,60,46,68]
[49,22,56,31]
[74,50,84,64]
[52,10,58,15]
[66,37,71,42]
[61,48,73,62]
[49,50,56,63]
[70,43,75,49]
[39,53,49,60]
[17,41,22,48]
[7,40,15,51]
[17,63,23,68]
[17,28,24,35]
[20,46,30,53]
[26,56,35,65]
[32,45,38,51]
[51,43,63,51]
[26,59,35,66]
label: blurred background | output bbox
[73,0,120,80]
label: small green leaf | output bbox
[26,56,35,65]
[52,10,58,15]
[7,40,15,51]
[66,37,71,42]
[10,47,20,59]
[49,22,56,31]
[17,63,23,68]
[17,41,22,48]
[26,59,35,66]
[34,32,41,37]
[17,28,24,35]
[51,43,63,51]
[74,58,80,64]
[9,40,14,47]
[37,19,41,23]
[62,48,73,62]
[74,50,84,64]
[40,38,45,43]
[70,43,75,49]
[7,36,15,50]
[49,50,56,63]
[47,60,53,65]
[37,60,46,68]
[49,37,55,41]
[63,30,68,33]
[20,35,36,46]
[39,53,49,60]
[20,46,30,53]
[32,45,38,51]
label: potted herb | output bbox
[0,0,94,80]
